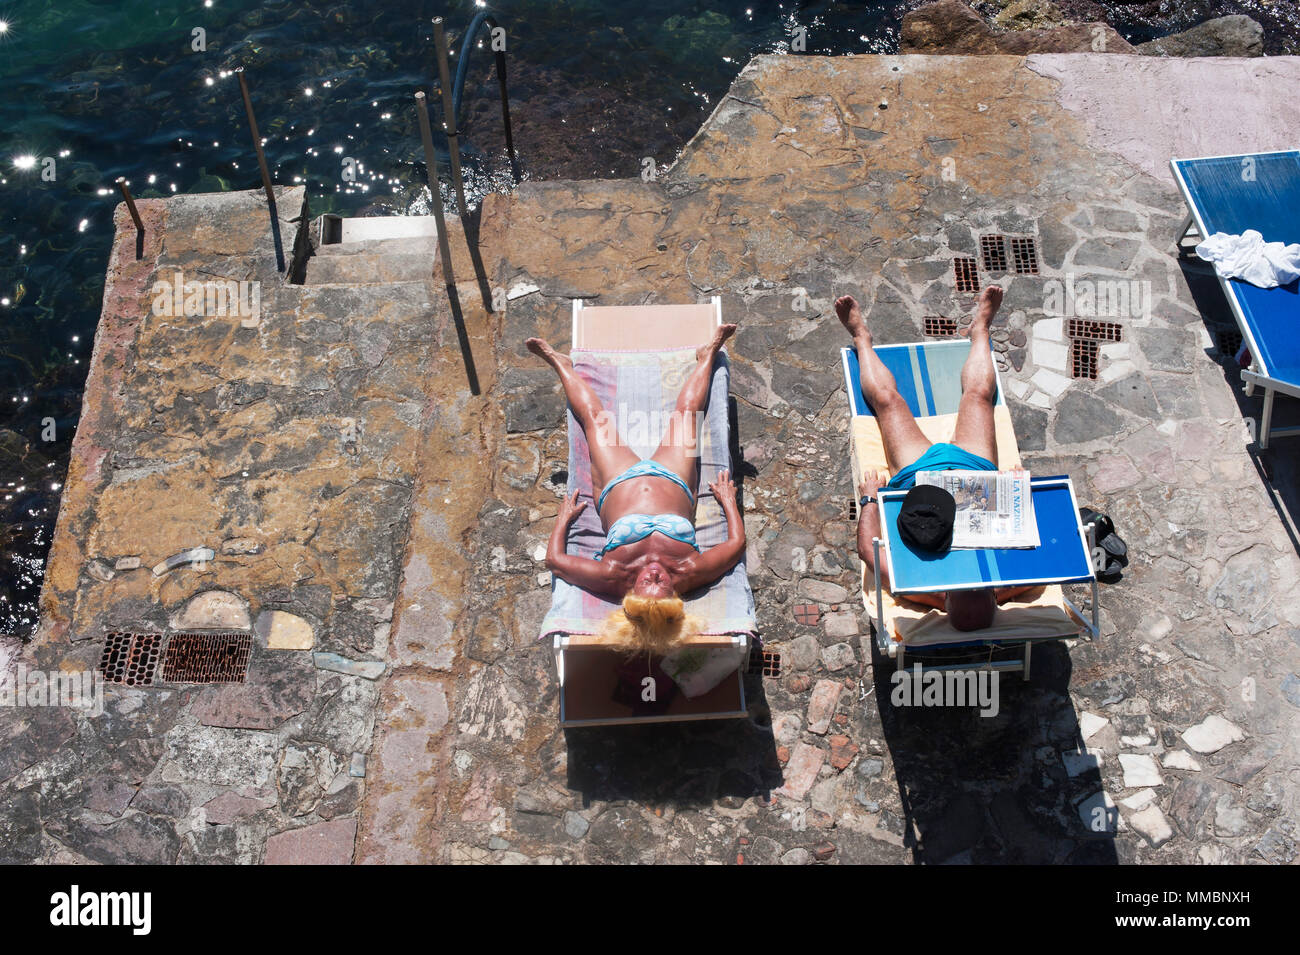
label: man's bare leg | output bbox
[950,286,1003,466]
[653,323,738,488]
[835,295,930,471]
[526,337,637,490]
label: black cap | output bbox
[897,485,956,553]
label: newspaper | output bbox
[914,469,1039,549]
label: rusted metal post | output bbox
[415,91,479,395]
[451,11,520,184]
[486,16,521,184]
[236,66,286,273]
[114,177,145,259]
[415,93,458,293]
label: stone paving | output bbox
[4,53,1300,864]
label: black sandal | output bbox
[1079,507,1128,583]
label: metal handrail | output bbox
[432,18,470,221]
[450,9,520,184]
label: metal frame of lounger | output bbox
[552,635,750,728]
[552,296,752,728]
[841,341,1099,680]
[1171,149,1300,449]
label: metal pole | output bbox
[415,93,457,290]
[488,18,521,185]
[415,91,480,396]
[114,177,145,259]
[432,17,470,221]
[236,66,285,273]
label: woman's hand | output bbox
[709,469,738,510]
[558,489,587,526]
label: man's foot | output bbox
[525,337,572,371]
[835,295,869,342]
[972,285,1003,330]
[695,323,738,363]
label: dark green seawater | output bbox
[2,0,1297,637]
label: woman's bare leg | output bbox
[835,295,931,471]
[950,286,1002,467]
[526,337,637,491]
[651,323,738,490]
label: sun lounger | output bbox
[542,298,757,727]
[1171,150,1300,449]
[841,340,1099,679]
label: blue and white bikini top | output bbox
[595,513,699,560]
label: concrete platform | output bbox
[4,53,1299,865]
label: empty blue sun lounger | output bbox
[1171,150,1300,448]
[842,341,1100,679]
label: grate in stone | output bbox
[748,649,782,677]
[160,631,252,683]
[1216,327,1243,358]
[924,316,959,337]
[1009,237,1039,275]
[1070,338,1099,380]
[1067,319,1123,342]
[980,234,1008,272]
[847,497,858,520]
[793,604,821,626]
[953,256,980,293]
[99,632,162,686]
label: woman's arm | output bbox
[545,490,623,598]
[856,472,945,611]
[677,470,745,594]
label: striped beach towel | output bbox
[538,346,756,639]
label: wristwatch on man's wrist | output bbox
[859,494,877,508]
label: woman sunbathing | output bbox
[527,323,745,653]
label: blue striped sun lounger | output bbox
[842,338,1006,419]
[842,340,1099,678]
[1171,149,1300,448]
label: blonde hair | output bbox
[602,594,701,655]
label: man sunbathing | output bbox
[838,285,1032,631]
[526,323,745,653]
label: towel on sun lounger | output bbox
[539,346,756,648]
[1196,229,1300,289]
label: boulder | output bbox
[1136,15,1264,58]
[994,0,1067,32]
[902,0,1135,55]
[901,0,1000,54]
[996,22,1134,54]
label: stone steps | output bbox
[313,235,442,258]
[304,250,439,285]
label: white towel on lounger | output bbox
[1196,229,1300,289]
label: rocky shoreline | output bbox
[905,0,1265,56]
